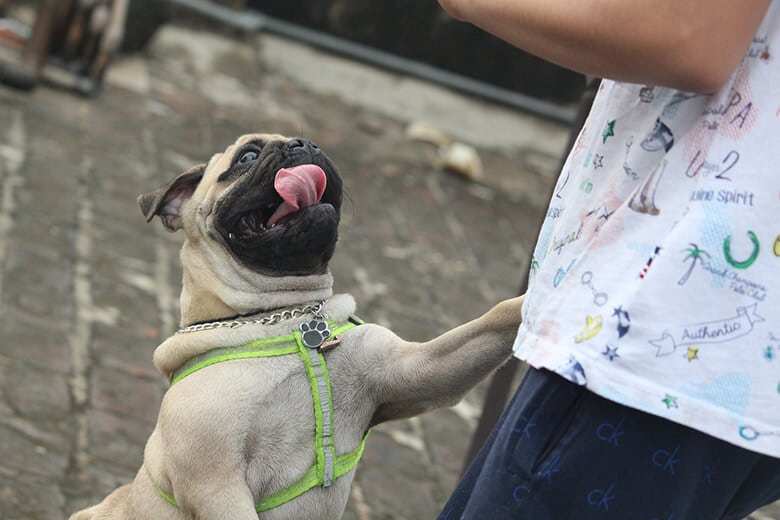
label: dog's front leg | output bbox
[366,295,524,425]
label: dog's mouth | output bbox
[233,164,328,240]
[213,142,343,276]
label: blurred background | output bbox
[0,1,776,519]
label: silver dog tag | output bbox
[300,319,332,349]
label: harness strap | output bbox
[171,334,300,385]
[152,434,369,513]
[255,432,369,512]
[156,317,368,512]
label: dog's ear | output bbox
[137,164,206,232]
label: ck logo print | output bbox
[513,410,539,440]
[512,485,531,505]
[596,418,625,447]
[537,454,561,484]
[587,481,617,512]
[652,444,682,475]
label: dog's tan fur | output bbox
[70,134,523,519]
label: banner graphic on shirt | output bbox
[648,304,764,356]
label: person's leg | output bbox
[441,369,558,518]
[722,454,780,520]
[440,367,780,519]
[440,367,588,519]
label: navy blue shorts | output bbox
[440,367,780,519]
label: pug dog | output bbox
[70,133,524,519]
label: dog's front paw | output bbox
[300,319,331,348]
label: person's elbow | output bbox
[661,64,733,94]
[437,0,469,21]
[659,25,748,94]
[666,51,742,94]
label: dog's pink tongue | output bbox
[267,164,327,226]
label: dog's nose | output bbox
[287,138,319,151]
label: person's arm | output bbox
[437,0,771,93]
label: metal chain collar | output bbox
[175,301,324,334]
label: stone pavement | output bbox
[0,20,777,520]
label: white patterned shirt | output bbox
[514,3,780,456]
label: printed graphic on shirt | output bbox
[701,83,756,137]
[661,394,678,409]
[553,259,576,288]
[746,33,772,62]
[678,243,711,285]
[575,315,603,344]
[688,184,754,205]
[628,160,668,216]
[723,230,760,269]
[683,69,756,183]
[682,373,751,415]
[764,333,779,363]
[586,204,614,233]
[648,304,764,357]
[556,355,587,385]
[602,345,620,361]
[677,242,768,301]
[554,169,571,200]
[580,271,608,306]
[624,119,676,216]
[641,118,675,153]
[639,86,655,103]
[739,425,780,442]
[613,306,631,338]
[639,246,662,279]
[602,120,616,143]
[593,154,604,170]
[622,137,641,181]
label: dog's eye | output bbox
[237,150,259,164]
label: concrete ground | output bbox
[0,19,777,520]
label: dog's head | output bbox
[138,134,344,324]
[139,133,343,276]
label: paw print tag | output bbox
[300,319,332,349]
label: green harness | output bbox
[153,316,368,513]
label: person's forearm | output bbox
[438,0,770,92]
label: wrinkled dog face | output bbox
[139,133,344,276]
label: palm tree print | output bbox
[678,243,711,285]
